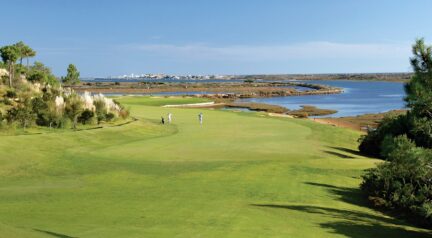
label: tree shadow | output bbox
[33,229,77,238]
[250,204,430,238]
[250,182,432,237]
[304,182,368,207]
[323,150,355,159]
[328,146,365,157]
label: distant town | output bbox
[89,72,413,82]
[101,73,233,80]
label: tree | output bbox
[13,41,36,67]
[359,38,432,155]
[23,45,36,68]
[360,38,432,227]
[62,64,80,85]
[405,38,432,118]
[0,45,19,87]
[404,38,432,147]
[27,62,59,86]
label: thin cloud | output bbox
[122,41,411,61]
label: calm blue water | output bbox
[237,80,406,117]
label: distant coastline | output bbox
[238,72,412,82]
[83,72,412,83]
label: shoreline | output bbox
[165,100,405,132]
[309,110,406,131]
[72,81,343,100]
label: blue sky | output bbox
[2,0,432,77]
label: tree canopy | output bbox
[360,38,432,227]
[13,41,36,67]
[62,64,80,85]
[0,45,20,87]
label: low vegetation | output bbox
[317,110,406,131]
[225,102,289,113]
[0,42,129,132]
[359,39,432,227]
[287,105,337,118]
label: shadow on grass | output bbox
[323,150,355,159]
[251,182,431,237]
[304,182,368,207]
[251,204,430,238]
[328,146,365,157]
[33,229,77,238]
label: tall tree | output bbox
[23,46,36,68]
[404,38,432,147]
[13,41,36,67]
[405,38,432,118]
[62,64,80,85]
[0,45,19,87]
[14,41,26,66]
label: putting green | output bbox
[0,97,429,237]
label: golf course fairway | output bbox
[0,96,429,238]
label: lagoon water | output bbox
[95,78,406,117]
[237,80,406,117]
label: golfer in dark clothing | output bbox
[161,117,165,124]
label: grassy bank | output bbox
[315,110,407,131]
[0,97,429,237]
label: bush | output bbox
[31,97,49,126]
[380,134,416,160]
[361,135,432,227]
[6,102,36,128]
[410,116,432,148]
[119,108,130,120]
[78,109,95,125]
[94,99,106,123]
[5,89,16,98]
[105,112,115,121]
[358,114,409,157]
[27,62,59,86]
[64,94,84,129]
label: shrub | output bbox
[26,62,59,85]
[5,89,16,98]
[105,112,115,121]
[119,108,130,120]
[380,134,416,160]
[78,109,95,125]
[410,116,432,148]
[6,102,36,128]
[94,99,106,123]
[64,94,84,129]
[361,135,432,227]
[358,114,409,157]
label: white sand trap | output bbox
[268,113,294,118]
[162,102,219,108]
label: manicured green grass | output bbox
[0,96,429,237]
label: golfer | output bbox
[198,112,203,125]
[167,113,172,124]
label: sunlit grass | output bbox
[0,96,429,237]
